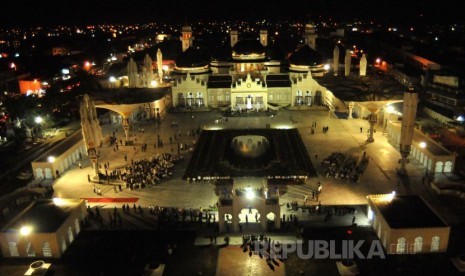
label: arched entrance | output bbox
[238,207,262,232]
[266,212,279,231]
[223,212,233,233]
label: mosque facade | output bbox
[171,24,338,111]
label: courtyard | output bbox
[50,108,455,225]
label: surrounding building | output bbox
[367,194,450,254]
[386,121,455,173]
[31,131,86,180]
[0,198,86,258]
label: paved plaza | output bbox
[51,108,457,225]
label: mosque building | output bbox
[171,24,338,111]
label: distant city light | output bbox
[61,68,69,75]
[15,53,19,57]
[20,226,32,236]
[375,58,381,64]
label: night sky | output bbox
[0,0,463,27]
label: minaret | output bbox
[398,85,419,174]
[360,54,367,76]
[143,54,153,87]
[157,48,163,81]
[180,25,193,52]
[333,45,340,76]
[230,30,238,47]
[80,94,102,178]
[260,30,268,47]
[127,58,138,88]
[304,24,317,50]
[344,50,351,77]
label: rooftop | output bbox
[369,194,447,228]
[1,199,83,233]
[34,131,83,162]
[184,128,316,179]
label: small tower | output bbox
[260,30,268,47]
[230,30,238,47]
[398,85,419,174]
[304,24,317,50]
[344,50,351,77]
[180,25,193,52]
[157,48,163,81]
[359,54,367,77]
[333,45,340,76]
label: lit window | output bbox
[367,206,373,220]
[431,236,440,252]
[396,237,406,254]
[9,242,19,257]
[43,242,52,257]
[414,236,423,253]
[26,241,35,257]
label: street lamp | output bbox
[20,226,32,236]
[47,156,55,163]
[35,116,43,124]
[245,188,255,200]
[419,142,427,149]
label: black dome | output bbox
[288,45,323,66]
[175,47,210,68]
[232,39,265,56]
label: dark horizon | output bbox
[0,0,463,28]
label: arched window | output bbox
[75,219,80,234]
[43,242,52,257]
[61,236,67,253]
[68,226,74,243]
[396,237,406,254]
[26,241,35,257]
[8,242,19,257]
[431,236,440,252]
[414,236,423,253]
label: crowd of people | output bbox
[122,153,182,190]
